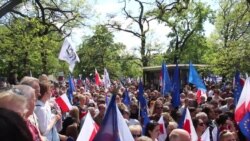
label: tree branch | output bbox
[106,23,141,38]
[0,0,22,18]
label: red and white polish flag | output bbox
[158,115,167,141]
[77,112,99,141]
[95,69,102,86]
[183,108,198,141]
[55,94,73,113]
[235,77,250,122]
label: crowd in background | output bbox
[0,74,244,141]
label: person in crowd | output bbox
[20,76,41,129]
[129,124,142,141]
[195,112,209,128]
[169,129,191,141]
[130,101,139,119]
[12,85,43,141]
[35,82,63,141]
[193,118,206,140]
[94,103,106,126]
[220,97,234,113]
[136,136,153,141]
[20,76,41,98]
[167,122,178,136]
[212,89,223,102]
[145,120,160,141]
[0,90,27,117]
[0,108,33,141]
[219,130,236,141]
[150,100,163,121]
[119,103,140,126]
[79,87,85,94]
[77,94,88,119]
[60,106,79,140]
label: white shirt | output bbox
[35,100,58,141]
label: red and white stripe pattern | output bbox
[77,112,99,141]
[55,94,73,113]
[158,115,167,141]
[235,77,250,122]
[183,108,198,141]
[95,69,102,86]
[196,89,207,104]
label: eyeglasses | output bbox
[132,134,141,138]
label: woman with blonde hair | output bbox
[219,130,236,141]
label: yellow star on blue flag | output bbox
[239,112,250,139]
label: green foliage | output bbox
[75,25,141,79]
[0,18,66,78]
[205,0,250,77]
[155,1,213,63]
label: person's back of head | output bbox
[20,76,39,87]
[0,91,27,116]
[0,108,33,141]
[169,129,191,141]
[136,136,153,141]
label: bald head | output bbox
[169,129,191,141]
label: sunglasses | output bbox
[198,123,205,126]
[132,134,141,138]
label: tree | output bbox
[206,0,250,77]
[0,0,89,79]
[1,0,89,37]
[154,1,213,63]
[0,0,22,18]
[106,0,189,67]
[75,25,126,79]
[0,18,66,79]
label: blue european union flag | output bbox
[178,108,187,128]
[172,62,180,108]
[239,112,250,140]
[122,88,131,107]
[138,81,150,135]
[161,62,172,95]
[188,62,206,91]
[67,74,75,104]
[93,94,120,141]
[234,71,243,105]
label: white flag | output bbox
[103,68,111,90]
[59,38,80,72]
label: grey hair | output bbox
[20,76,39,87]
[195,112,208,118]
[13,85,35,100]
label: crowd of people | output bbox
[0,74,245,141]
